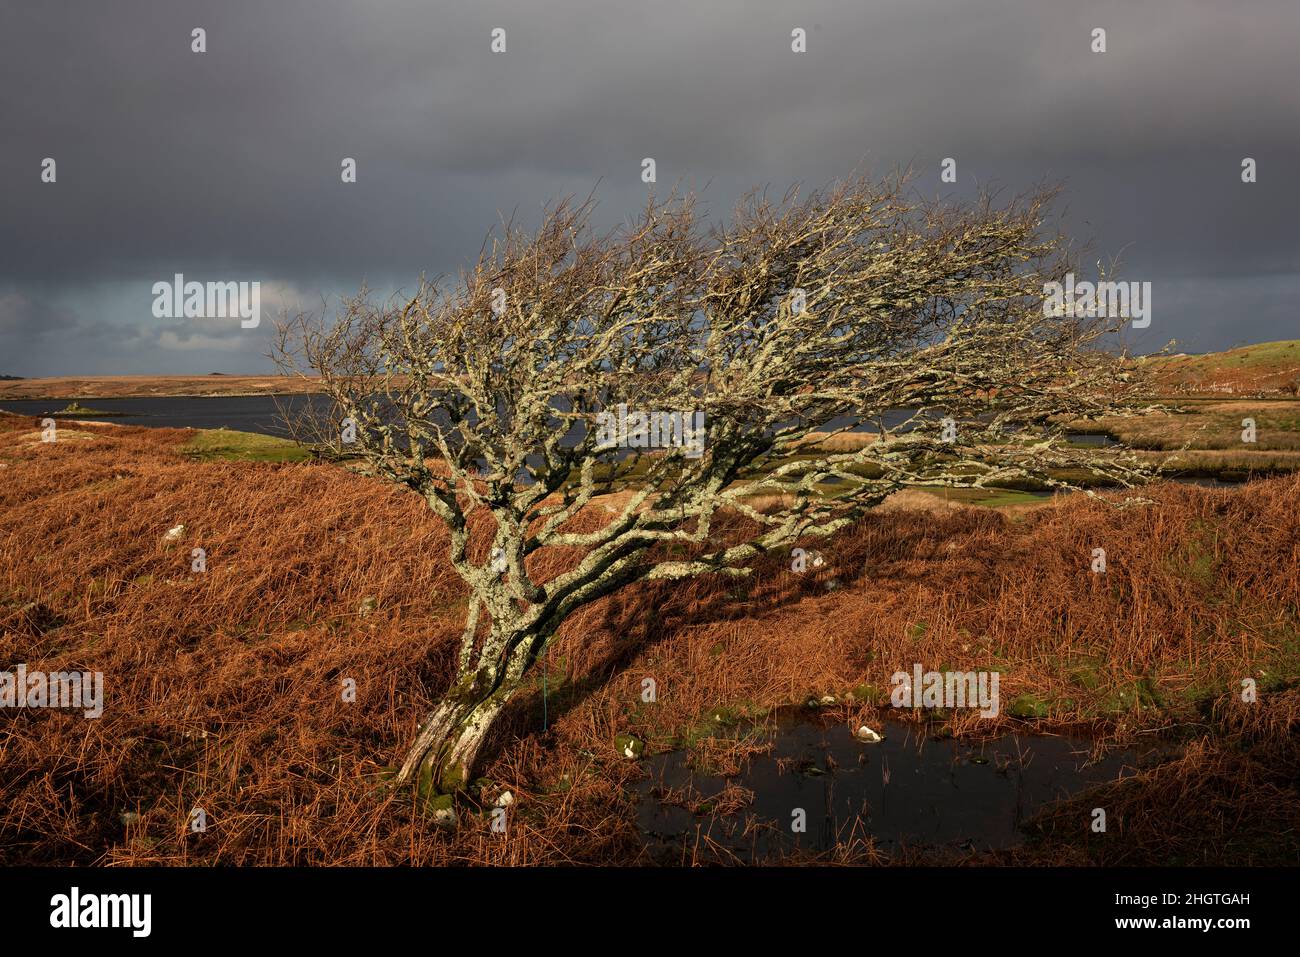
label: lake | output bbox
[0,395,925,440]
[0,396,1020,441]
[0,395,327,436]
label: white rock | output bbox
[855,725,884,743]
[494,790,515,808]
[163,524,185,541]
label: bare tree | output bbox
[274,174,1153,796]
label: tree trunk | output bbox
[396,683,510,794]
[395,610,553,796]
[396,623,542,794]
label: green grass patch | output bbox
[912,486,1051,508]
[181,428,311,463]
[1007,693,1050,719]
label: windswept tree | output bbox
[274,174,1153,795]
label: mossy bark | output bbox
[397,623,542,795]
[400,678,513,795]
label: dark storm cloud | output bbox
[0,291,78,340]
[0,0,1296,373]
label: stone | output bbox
[614,733,645,759]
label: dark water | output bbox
[637,717,1157,861]
[0,395,328,436]
[0,396,926,438]
[1066,431,1119,446]
[0,397,1128,447]
[1181,476,1248,488]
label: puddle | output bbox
[1066,431,1119,446]
[636,716,1159,861]
[1178,476,1247,488]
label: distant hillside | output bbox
[1139,340,1300,396]
[0,375,319,400]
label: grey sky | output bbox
[1,0,1297,375]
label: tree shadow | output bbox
[489,507,1008,750]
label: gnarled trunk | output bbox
[396,621,542,795]
[397,679,510,794]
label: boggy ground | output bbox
[0,413,1297,865]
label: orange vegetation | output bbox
[0,415,1296,864]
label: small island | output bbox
[46,401,127,418]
